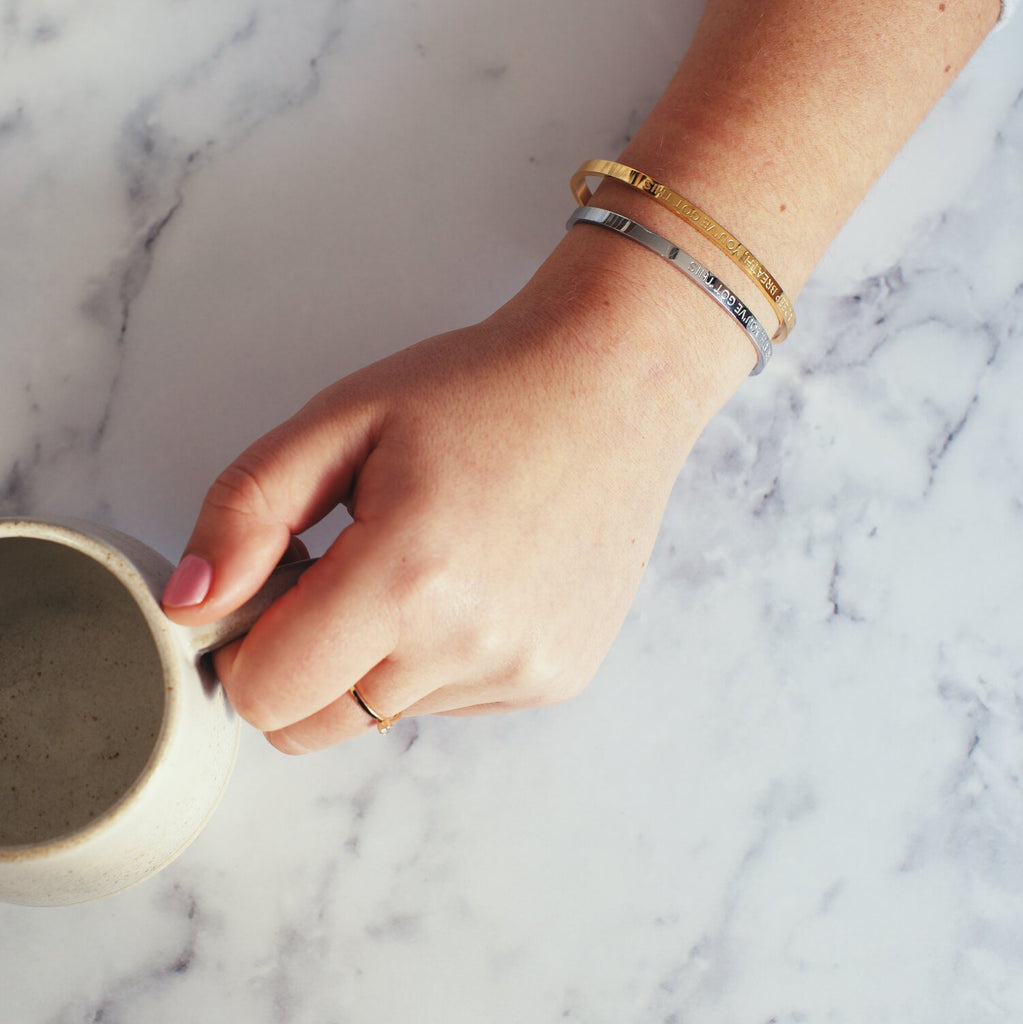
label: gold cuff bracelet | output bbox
[571,159,795,342]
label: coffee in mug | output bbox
[0,537,165,845]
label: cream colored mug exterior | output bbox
[0,517,306,906]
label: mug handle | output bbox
[182,558,317,656]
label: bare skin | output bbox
[163,0,1000,752]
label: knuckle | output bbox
[447,592,522,671]
[378,537,591,709]
[501,633,591,706]
[383,547,461,628]
[455,612,573,706]
[203,455,277,524]
[510,649,566,705]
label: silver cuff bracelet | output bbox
[566,206,773,376]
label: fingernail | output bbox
[162,554,213,608]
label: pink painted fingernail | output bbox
[162,554,213,608]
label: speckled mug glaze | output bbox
[0,517,305,906]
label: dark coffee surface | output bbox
[0,538,164,845]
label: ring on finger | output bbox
[349,684,402,734]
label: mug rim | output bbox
[0,517,181,859]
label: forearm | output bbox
[620,0,999,292]
[518,0,1000,453]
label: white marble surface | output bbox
[2,1,1022,1020]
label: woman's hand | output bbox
[162,0,1001,753]
[160,231,751,752]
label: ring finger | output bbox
[263,657,435,753]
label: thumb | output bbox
[161,392,377,625]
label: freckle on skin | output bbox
[779,203,787,212]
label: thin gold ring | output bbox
[349,685,402,734]
[571,159,795,342]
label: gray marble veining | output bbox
[2,2,1022,1022]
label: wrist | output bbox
[508,200,757,449]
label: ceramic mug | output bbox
[0,516,307,906]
